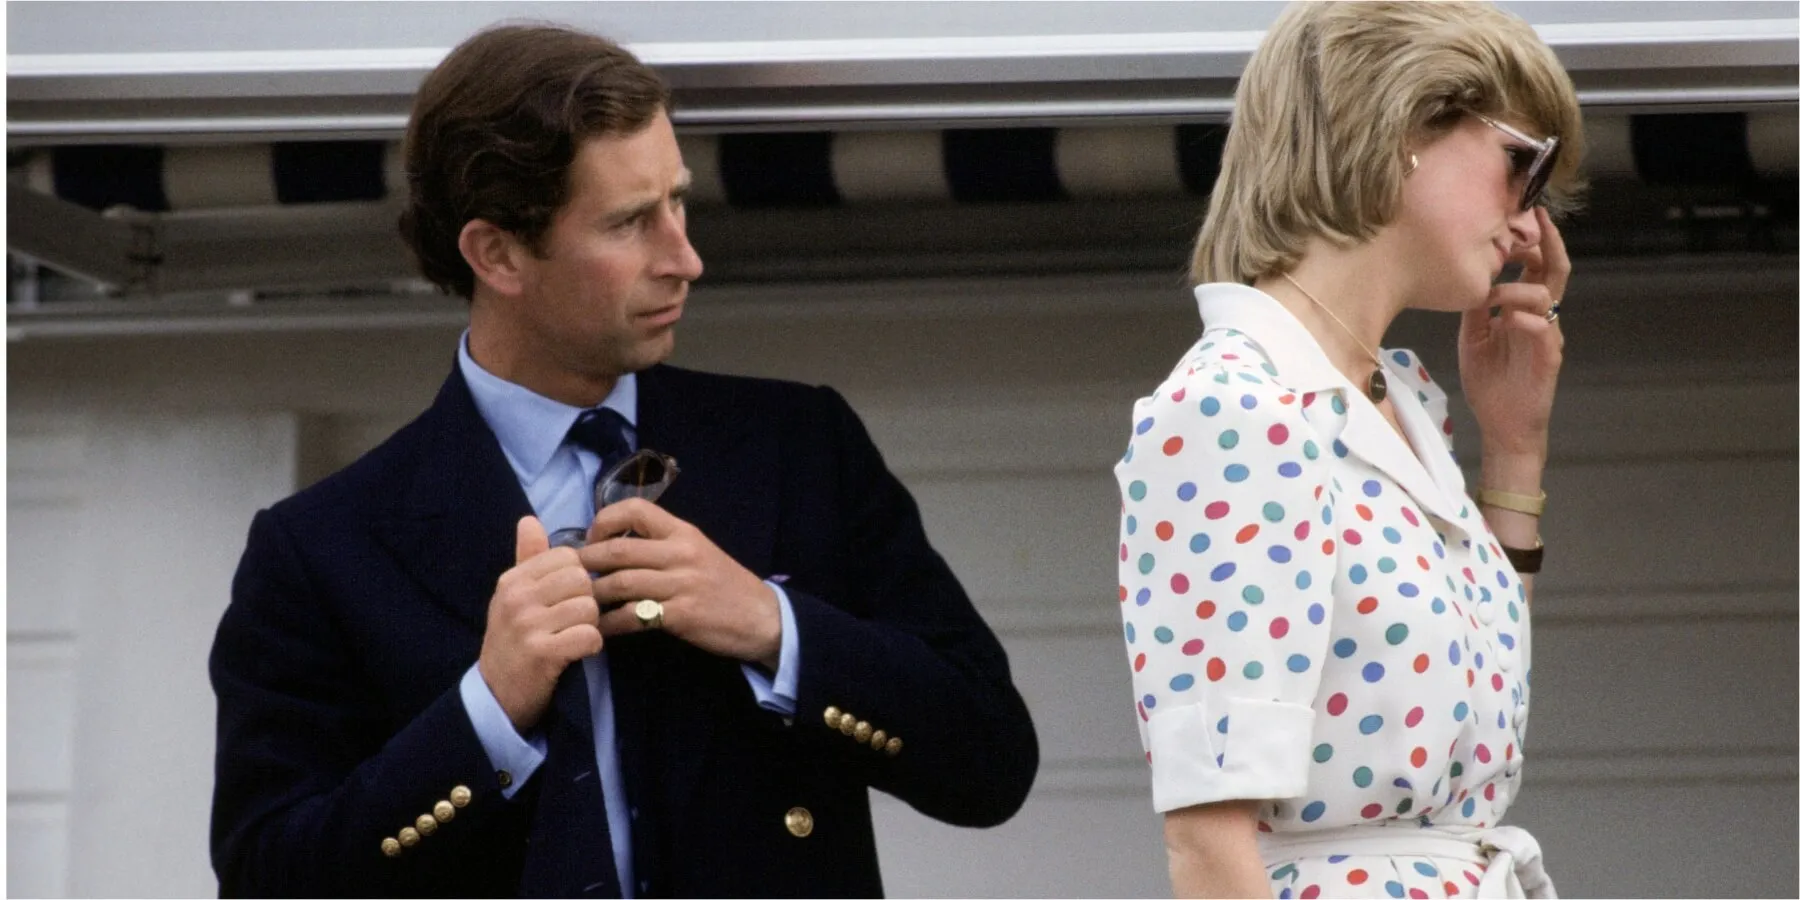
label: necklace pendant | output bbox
[1367,368,1388,403]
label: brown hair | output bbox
[1191,1,1585,285]
[399,23,671,298]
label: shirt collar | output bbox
[457,330,638,482]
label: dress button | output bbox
[785,806,814,838]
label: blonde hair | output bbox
[1191,1,1585,285]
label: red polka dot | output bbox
[1416,555,1432,571]
[1355,504,1374,521]
[1413,654,1430,673]
[1411,746,1428,767]
[1118,585,1126,603]
[1221,353,1239,360]
[1162,436,1184,456]
[1277,393,1297,406]
[1300,886,1321,900]
[1133,653,1147,672]
[1206,658,1227,681]
[1410,889,1429,899]
[1445,881,1461,896]
[1171,388,1186,402]
[1155,521,1175,541]
[1326,693,1348,716]
[1302,392,1317,407]
[1344,529,1365,545]
[1402,507,1421,527]
[1444,419,1455,436]
[1405,707,1424,727]
[1506,743,1515,760]
[1268,423,1290,445]
[1138,702,1149,722]
[1467,870,1483,886]
[1475,744,1493,763]
[1466,669,1475,687]
[1236,524,1260,543]
[1361,803,1383,819]
[1120,544,1128,561]
[1491,673,1505,692]
[1294,521,1312,540]
[1170,573,1190,594]
[1485,783,1497,800]
[1347,870,1369,886]
[1322,539,1336,555]
[1356,597,1379,614]
[1196,600,1217,619]
[1462,567,1477,583]
[1205,501,1230,520]
[1269,617,1290,638]
[1418,365,1432,383]
[1181,639,1205,656]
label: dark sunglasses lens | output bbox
[1522,143,1559,210]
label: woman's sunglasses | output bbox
[1474,114,1560,212]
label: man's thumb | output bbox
[516,515,549,564]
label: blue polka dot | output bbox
[1321,506,1333,525]
[1296,571,1313,589]
[1134,588,1151,606]
[1430,598,1446,614]
[1327,855,1349,864]
[1349,564,1368,584]
[1124,622,1136,643]
[1189,533,1212,553]
[1362,480,1382,497]
[1268,545,1292,563]
[1333,440,1350,458]
[1124,516,1137,535]
[1307,603,1326,625]
[1498,570,1511,588]
[1499,633,1516,649]
[1300,801,1326,822]
[1448,642,1463,665]
[1287,654,1312,673]
[1153,626,1174,643]
[1392,350,1413,367]
[1277,461,1303,478]
[1385,880,1405,898]
[1170,674,1195,691]
[1121,445,1134,463]
[1383,527,1403,544]
[1363,662,1385,682]
[1413,861,1439,877]
[1331,395,1348,415]
[1453,701,1469,721]
[1241,394,1258,410]
[1398,582,1419,597]
[1217,716,1230,734]
[1333,638,1357,658]
[1462,797,1477,817]
[1210,562,1236,581]
[1199,396,1221,416]
[1142,693,1156,709]
[1227,611,1248,631]
[1176,482,1198,501]
[1135,417,1155,435]
[1358,714,1383,734]
[1224,464,1250,482]
[1128,481,1147,501]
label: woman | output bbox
[1114,3,1581,897]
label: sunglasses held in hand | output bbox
[549,449,681,550]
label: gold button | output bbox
[784,806,814,838]
[870,730,888,751]
[884,737,903,756]
[497,770,513,788]
[416,813,438,835]
[853,721,873,743]
[397,826,421,848]
[837,715,858,737]
[434,800,456,823]
[381,837,402,858]
[449,785,472,808]
[823,706,843,729]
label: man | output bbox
[209,24,1038,898]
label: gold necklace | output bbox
[1281,272,1388,402]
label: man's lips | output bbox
[637,301,684,327]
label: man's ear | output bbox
[459,219,529,297]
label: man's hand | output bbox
[580,499,782,669]
[476,516,604,732]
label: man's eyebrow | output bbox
[603,174,693,224]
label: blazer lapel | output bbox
[375,366,535,635]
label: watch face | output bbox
[595,448,680,510]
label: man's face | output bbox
[514,110,703,380]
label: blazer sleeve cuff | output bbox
[1147,697,1314,813]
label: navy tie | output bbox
[567,407,633,474]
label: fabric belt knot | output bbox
[1258,822,1555,898]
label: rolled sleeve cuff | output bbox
[457,663,546,799]
[740,581,800,715]
[1147,697,1315,813]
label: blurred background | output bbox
[8,2,1797,896]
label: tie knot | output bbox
[566,407,632,467]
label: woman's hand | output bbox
[1459,207,1569,465]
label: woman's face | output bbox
[1390,115,1548,312]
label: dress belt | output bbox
[1258,823,1556,899]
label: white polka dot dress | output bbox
[1116,284,1542,898]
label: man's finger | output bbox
[578,535,685,574]
[586,498,682,543]
[516,515,550,565]
[590,568,680,605]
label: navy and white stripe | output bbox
[14,111,1796,213]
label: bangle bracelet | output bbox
[1501,538,1545,574]
[1476,487,1546,517]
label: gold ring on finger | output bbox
[634,599,665,630]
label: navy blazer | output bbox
[209,363,1039,898]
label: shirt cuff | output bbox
[739,581,801,715]
[1147,697,1314,813]
[458,663,547,799]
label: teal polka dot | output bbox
[1125,516,1137,535]
[1244,660,1265,679]
[1301,801,1326,822]
[1396,798,1414,814]
[1153,626,1175,643]
[1377,557,1397,574]
[1303,440,1320,460]
[1263,502,1286,522]
[1128,480,1147,501]
[1242,585,1265,605]
[1296,571,1313,589]
[1189,533,1212,553]
[1386,623,1410,645]
[1353,766,1373,787]
[1313,744,1334,763]
[1224,464,1250,482]
[1331,395,1348,414]
[1219,430,1240,449]
[1137,553,1155,574]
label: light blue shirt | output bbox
[453,334,800,898]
